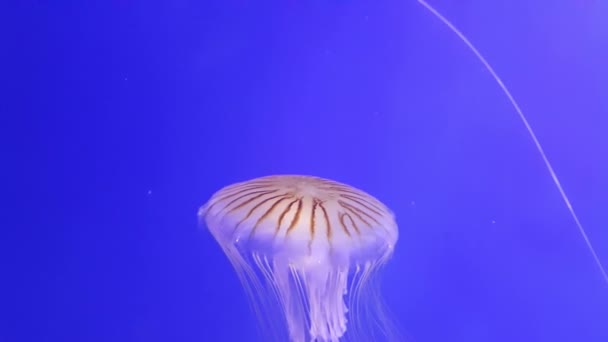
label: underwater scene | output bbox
[5,0,608,341]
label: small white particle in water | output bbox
[147,190,152,195]
[491,220,496,224]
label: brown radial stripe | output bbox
[340,212,359,235]
[338,193,385,215]
[277,198,299,236]
[338,201,372,228]
[242,193,289,226]
[286,198,303,235]
[338,200,381,226]
[311,198,319,240]
[226,190,278,214]
[206,189,271,214]
[319,201,334,239]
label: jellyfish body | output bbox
[200,175,399,342]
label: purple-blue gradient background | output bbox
[3,0,608,341]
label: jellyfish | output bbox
[199,175,400,342]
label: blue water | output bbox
[4,0,608,341]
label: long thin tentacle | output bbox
[416,0,608,285]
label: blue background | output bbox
[3,0,608,341]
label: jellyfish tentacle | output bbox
[417,0,608,285]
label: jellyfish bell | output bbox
[200,175,400,342]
